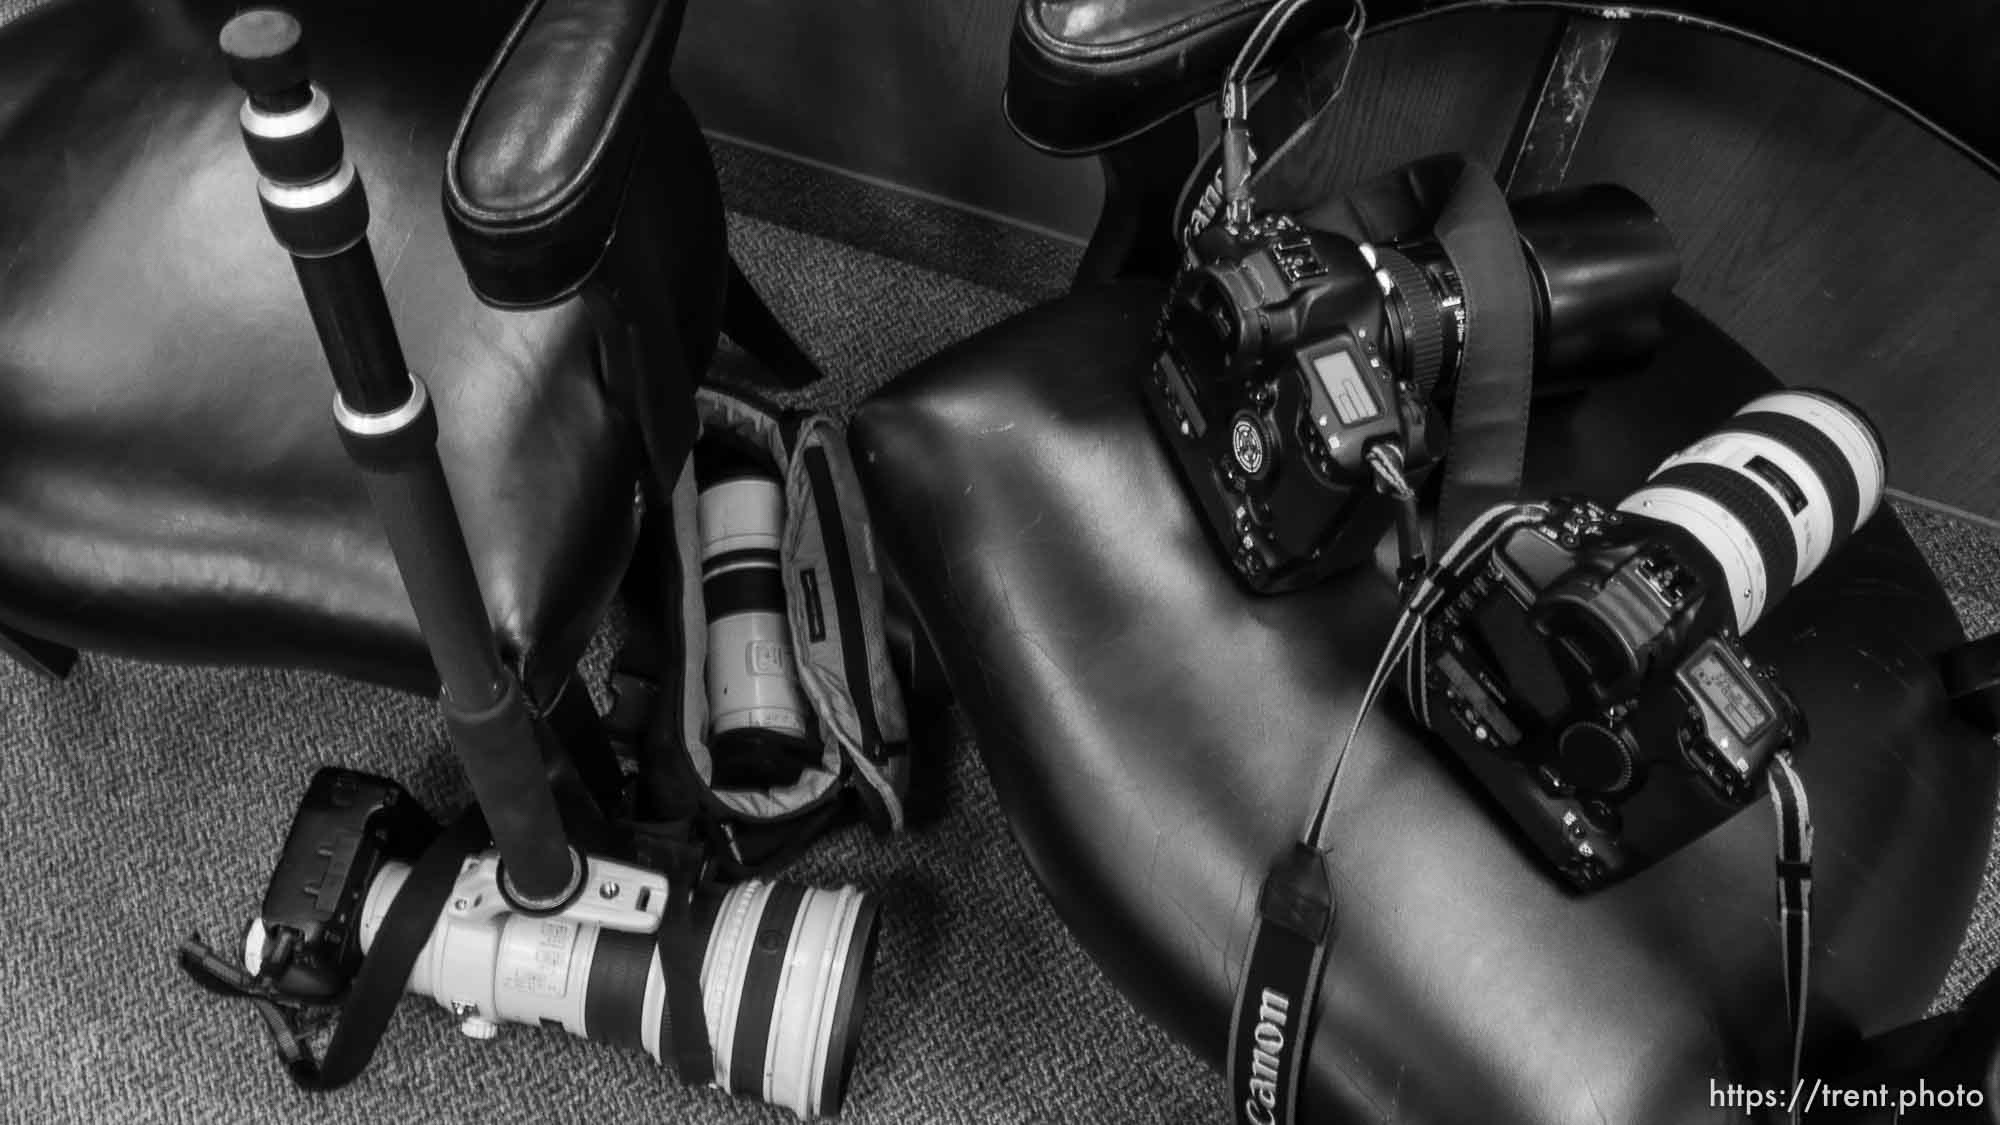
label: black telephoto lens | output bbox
[1383,184,1680,395]
[1513,184,1681,380]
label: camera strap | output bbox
[1767,752,1814,1124]
[1183,0,1366,252]
[1941,631,2000,736]
[1228,502,1545,1125]
[177,807,491,1091]
[1230,502,1821,1124]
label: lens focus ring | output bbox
[1646,462,1798,613]
[1374,246,1446,397]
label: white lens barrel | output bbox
[699,471,811,746]
[360,861,599,1037]
[701,880,879,1119]
[1619,389,1885,635]
[706,611,811,739]
[361,863,879,1120]
[1649,428,1837,586]
[699,478,786,560]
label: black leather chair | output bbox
[848,3,2000,1122]
[1011,0,2000,287]
[0,0,811,709]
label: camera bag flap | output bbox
[632,386,910,852]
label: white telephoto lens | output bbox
[1619,388,1885,635]
[359,863,881,1119]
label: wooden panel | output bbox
[673,0,1101,239]
[1562,23,2000,521]
[1255,12,1559,210]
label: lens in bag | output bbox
[1617,389,1885,632]
[697,441,818,787]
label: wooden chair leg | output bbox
[0,621,76,681]
[1497,15,1623,198]
[1074,112,1201,289]
[721,257,826,389]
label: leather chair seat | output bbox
[1008,1,2000,167]
[0,0,668,697]
[851,282,1995,1123]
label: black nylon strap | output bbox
[729,881,809,1098]
[176,936,338,1083]
[657,861,715,1086]
[295,809,490,1090]
[1420,165,1537,543]
[1941,632,2000,736]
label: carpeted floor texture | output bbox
[3,208,1998,1125]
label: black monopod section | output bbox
[220,9,582,908]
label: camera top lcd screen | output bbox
[1305,345,1380,427]
[1687,648,1772,740]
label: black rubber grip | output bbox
[584,928,654,1053]
[1649,462,1797,613]
[290,244,412,415]
[440,676,577,903]
[220,9,311,111]
[1726,410,1863,541]
[729,882,808,1099]
[242,105,346,187]
[258,168,370,259]
[702,557,786,619]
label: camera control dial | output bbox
[1557,720,1640,794]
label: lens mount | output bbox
[1373,246,1447,397]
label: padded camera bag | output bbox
[613,386,912,876]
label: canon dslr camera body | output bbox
[1148,186,1679,593]
[1418,390,1886,887]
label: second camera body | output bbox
[1147,185,1679,594]
[1416,390,1886,888]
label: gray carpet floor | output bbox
[3,211,1998,1125]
